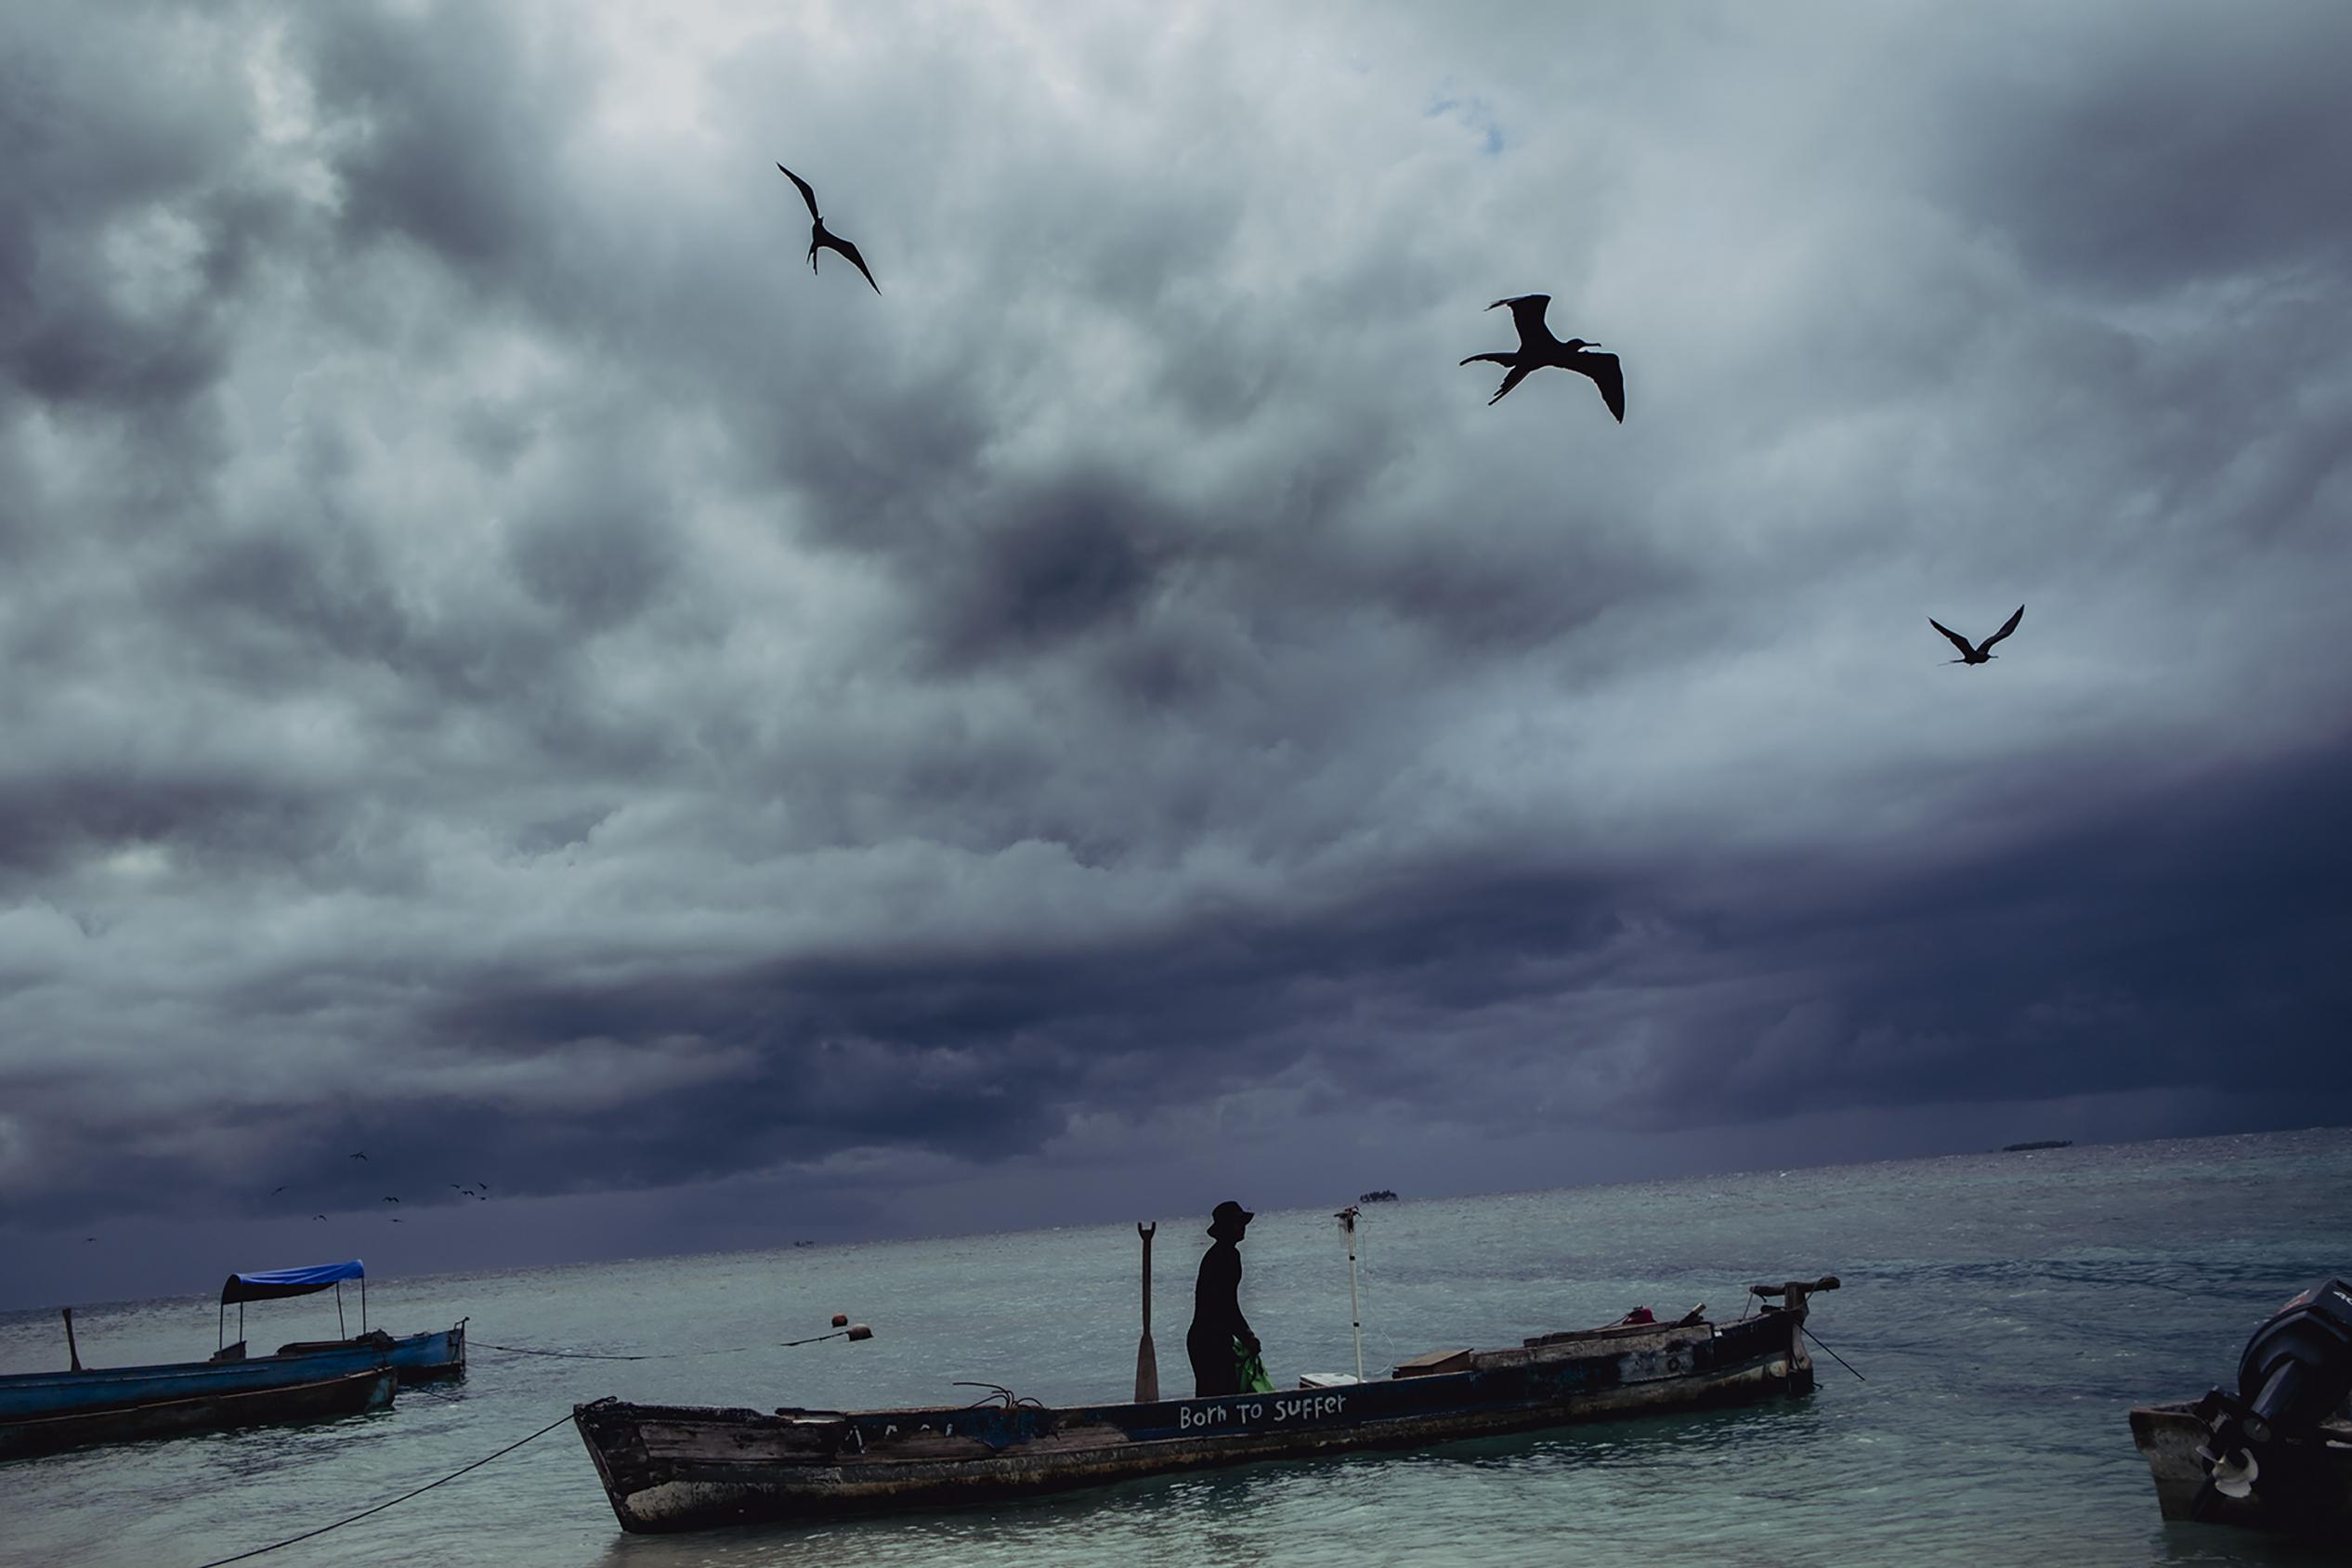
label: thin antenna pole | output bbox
[1335,1206,1364,1382]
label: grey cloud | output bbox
[2,0,2346,1299]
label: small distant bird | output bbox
[348,1151,367,1160]
[777,164,880,294]
[1461,294,1625,422]
[269,1185,287,1196]
[390,1217,403,1223]
[1930,605,2025,665]
[383,1196,400,1204]
[313,1214,327,1221]
[85,1236,97,1243]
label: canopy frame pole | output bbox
[1336,1205,1365,1383]
[360,1274,367,1334]
[336,1280,346,1339]
[218,1300,227,1352]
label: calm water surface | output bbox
[4,1129,2347,1566]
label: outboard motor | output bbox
[2190,1278,2352,1523]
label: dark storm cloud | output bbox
[3,0,2348,1297]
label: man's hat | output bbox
[1208,1200,1255,1235]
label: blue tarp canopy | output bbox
[220,1260,365,1305]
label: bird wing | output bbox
[1981,604,2024,649]
[1459,351,1511,367]
[1572,350,1625,423]
[1927,618,1976,657]
[826,233,881,293]
[1489,294,1553,349]
[777,163,822,222]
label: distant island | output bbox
[2000,1140,2072,1153]
[1358,1189,1398,1203]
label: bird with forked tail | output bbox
[777,164,880,294]
[1461,294,1624,422]
[1930,605,2024,665]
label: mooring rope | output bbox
[1801,1324,1867,1382]
[477,1327,864,1361]
[190,1409,576,1568]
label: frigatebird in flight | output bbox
[1930,605,2025,665]
[777,164,880,294]
[1461,294,1624,422]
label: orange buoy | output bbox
[831,1313,848,1327]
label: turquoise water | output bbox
[3,1129,2346,1566]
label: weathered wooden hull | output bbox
[0,1366,396,1461]
[2128,1403,2352,1541]
[577,1308,1815,1533]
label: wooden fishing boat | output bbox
[2128,1404,2352,1539]
[574,1274,1838,1534]
[0,1366,396,1461]
[2126,1276,2352,1542]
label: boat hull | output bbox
[0,1322,463,1428]
[0,1366,395,1461]
[578,1308,1813,1533]
[2129,1403,2352,1541]
[274,1321,467,1385]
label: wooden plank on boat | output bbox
[1392,1348,1472,1379]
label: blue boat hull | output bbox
[272,1320,467,1385]
[0,1321,464,1424]
[0,1366,396,1461]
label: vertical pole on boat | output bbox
[62,1308,83,1372]
[1336,1205,1365,1383]
[336,1281,346,1340]
[360,1273,368,1334]
[1134,1222,1159,1404]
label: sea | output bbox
[2,1128,2347,1567]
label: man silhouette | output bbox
[1187,1200,1260,1397]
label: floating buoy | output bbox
[831,1313,848,1328]
[846,1324,873,1341]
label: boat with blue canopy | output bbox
[1,1259,463,1460]
[216,1259,467,1385]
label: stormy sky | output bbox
[5,0,2349,1310]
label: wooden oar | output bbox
[1134,1222,1159,1403]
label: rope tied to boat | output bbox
[476,1323,871,1360]
[955,1381,1046,1410]
[189,1409,577,1567]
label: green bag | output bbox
[1234,1339,1274,1394]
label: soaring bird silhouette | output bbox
[348,1151,367,1160]
[777,164,879,294]
[1930,605,2025,665]
[383,1196,400,1204]
[313,1214,327,1222]
[1461,295,1624,422]
[269,1185,287,1196]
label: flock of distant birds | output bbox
[777,162,2026,666]
[79,1153,498,1238]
